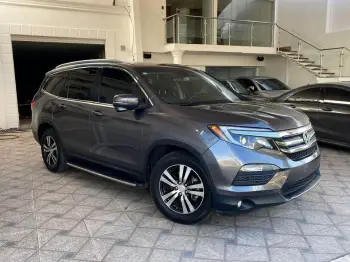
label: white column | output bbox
[172,51,184,64]
[0,47,6,130]
[129,0,144,62]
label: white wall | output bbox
[0,0,133,129]
[277,0,350,49]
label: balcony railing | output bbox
[165,14,275,47]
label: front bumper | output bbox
[202,139,321,213]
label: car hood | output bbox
[178,101,309,131]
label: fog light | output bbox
[237,201,242,208]
[240,164,279,172]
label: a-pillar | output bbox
[172,51,184,64]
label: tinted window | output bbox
[67,68,99,101]
[226,80,250,94]
[256,79,290,91]
[43,75,67,96]
[287,87,321,102]
[237,79,255,91]
[136,67,238,105]
[324,87,350,104]
[99,68,139,104]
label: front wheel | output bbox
[150,151,211,224]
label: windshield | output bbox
[136,67,239,105]
[226,80,250,94]
[256,78,290,91]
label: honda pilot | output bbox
[31,60,321,224]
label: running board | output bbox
[67,162,145,188]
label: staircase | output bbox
[276,26,350,79]
[278,46,335,78]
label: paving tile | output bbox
[104,245,151,262]
[199,225,234,239]
[126,228,162,248]
[271,218,302,235]
[0,227,33,241]
[194,237,225,260]
[236,215,272,228]
[93,224,135,240]
[149,249,182,262]
[306,236,346,254]
[155,234,196,251]
[139,216,173,229]
[303,253,341,262]
[74,238,116,261]
[236,227,265,247]
[171,224,199,236]
[40,218,80,231]
[269,247,304,262]
[299,223,343,236]
[301,210,333,225]
[42,235,89,252]
[26,250,65,262]
[0,247,36,262]
[225,245,269,261]
[266,234,309,248]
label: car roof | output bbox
[47,59,193,76]
[235,76,277,80]
[300,82,350,88]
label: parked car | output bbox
[271,83,350,148]
[234,76,291,100]
[221,79,266,101]
[32,60,321,224]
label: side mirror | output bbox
[248,86,256,93]
[112,94,139,112]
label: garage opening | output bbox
[12,41,105,127]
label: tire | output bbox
[150,151,211,224]
[41,128,68,173]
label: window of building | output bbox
[67,68,99,102]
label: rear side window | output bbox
[99,68,138,104]
[43,75,67,96]
[287,87,321,102]
[324,87,350,104]
[67,68,99,102]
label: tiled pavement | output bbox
[0,131,350,262]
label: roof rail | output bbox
[56,59,124,69]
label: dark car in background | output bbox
[32,60,321,224]
[234,76,291,100]
[271,83,350,148]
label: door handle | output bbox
[322,107,332,112]
[288,104,296,108]
[91,110,103,116]
[58,104,66,109]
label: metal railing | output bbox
[165,14,275,48]
[165,14,350,77]
[276,25,350,77]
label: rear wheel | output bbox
[150,151,211,224]
[41,128,68,173]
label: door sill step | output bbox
[67,162,146,188]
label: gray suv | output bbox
[32,60,321,224]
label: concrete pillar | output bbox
[0,48,5,130]
[129,0,144,62]
[172,51,184,64]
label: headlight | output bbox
[208,125,274,150]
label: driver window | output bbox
[236,79,255,92]
[99,68,145,104]
[287,87,321,102]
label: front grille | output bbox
[274,126,317,161]
[281,170,318,197]
[232,170,276,186]
[284,143,318,161]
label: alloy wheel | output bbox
[42,136,58,167]
[159,164,204,214]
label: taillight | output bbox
[31,100,36,110]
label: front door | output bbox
[90,67,149,176]
[318,86,350,145]
[53,67,100,158]
[280,86,321,132]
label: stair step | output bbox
[279,46,293,52]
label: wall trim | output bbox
[0,0,128,15]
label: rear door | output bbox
[318,86,350,145]
[279,86,322,131]
[53,67,100,157]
